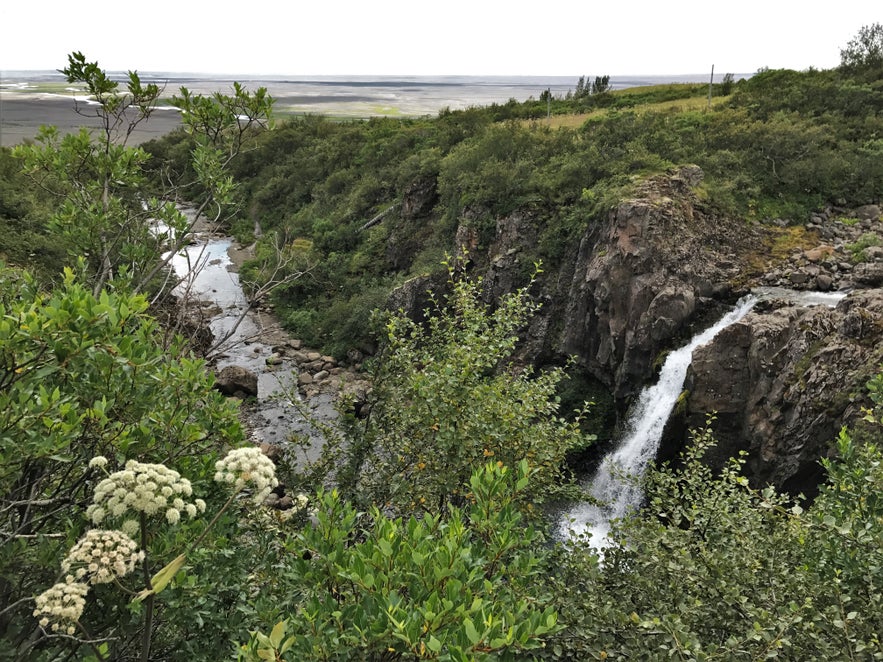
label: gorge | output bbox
[384,163,883,497]
[3,47,882,658]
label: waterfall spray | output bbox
[560,296,758,546]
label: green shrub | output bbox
[241,462,561,661]
[847,232,882,262]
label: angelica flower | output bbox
[33,580,89,635]
[88,456,108,470]
[86,459,201,525]
[121,519,139,537]
[214,447,278,504]
[61,529,144,585]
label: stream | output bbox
[168,233,337,463]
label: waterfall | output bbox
[560,296,758,546]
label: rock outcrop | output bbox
[384,165,883,492]
[477,165,765,398]
[684,289,883,495]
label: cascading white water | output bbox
[560,296,758,546]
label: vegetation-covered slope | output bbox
[0,29,882,660]
[141,64,883,360]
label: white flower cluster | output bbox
[88,456,108,469]
[86,458,206,525]
[61,529,145,585]
[214,447,278,504]
[33,580,89,635]
[294,493,311,512]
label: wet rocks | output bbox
[262,338,372,404]
[759,206,882,292]
[684,288,883,495]
[214,365,259,398]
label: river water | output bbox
[168,234,336,462]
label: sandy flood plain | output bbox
[0,94,184,147]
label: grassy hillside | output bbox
[1,33,882,660]
[139,67,883,359]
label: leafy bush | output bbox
[0,264,247,659]
[242,462,560,661]
[846,232,882,262]
[541,407,883,660]
[341,258,592,514]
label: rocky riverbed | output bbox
[758,204,883,291]
[171,230,370,468]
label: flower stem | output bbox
[140,513,154,662]
[188,490,239,553]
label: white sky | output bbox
[0,1,876,76]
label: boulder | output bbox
[804,245,835,262]
[852,204,881,221]
[815,274,833,291]
[214,365,258,397]
[852,262,883,287]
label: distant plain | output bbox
[0,71,720,146]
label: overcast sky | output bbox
[0,1,875,76]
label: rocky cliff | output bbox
[468,166,766,398]
[554,166,763,398]
[684,279,883,496]
[389,166,883,492]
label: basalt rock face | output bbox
[385,165,883,492]
[389,166,764,394]
[385,177,439,271]
[684,289,883,495]
[477,165,763,398]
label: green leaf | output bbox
[463,618,481,645]
[269,620,287,648]
[134,553,186,602]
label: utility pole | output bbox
[0,71,4,147]
[547,87,551,123]
[707,64,714,110]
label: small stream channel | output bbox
[168,233,337,462]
